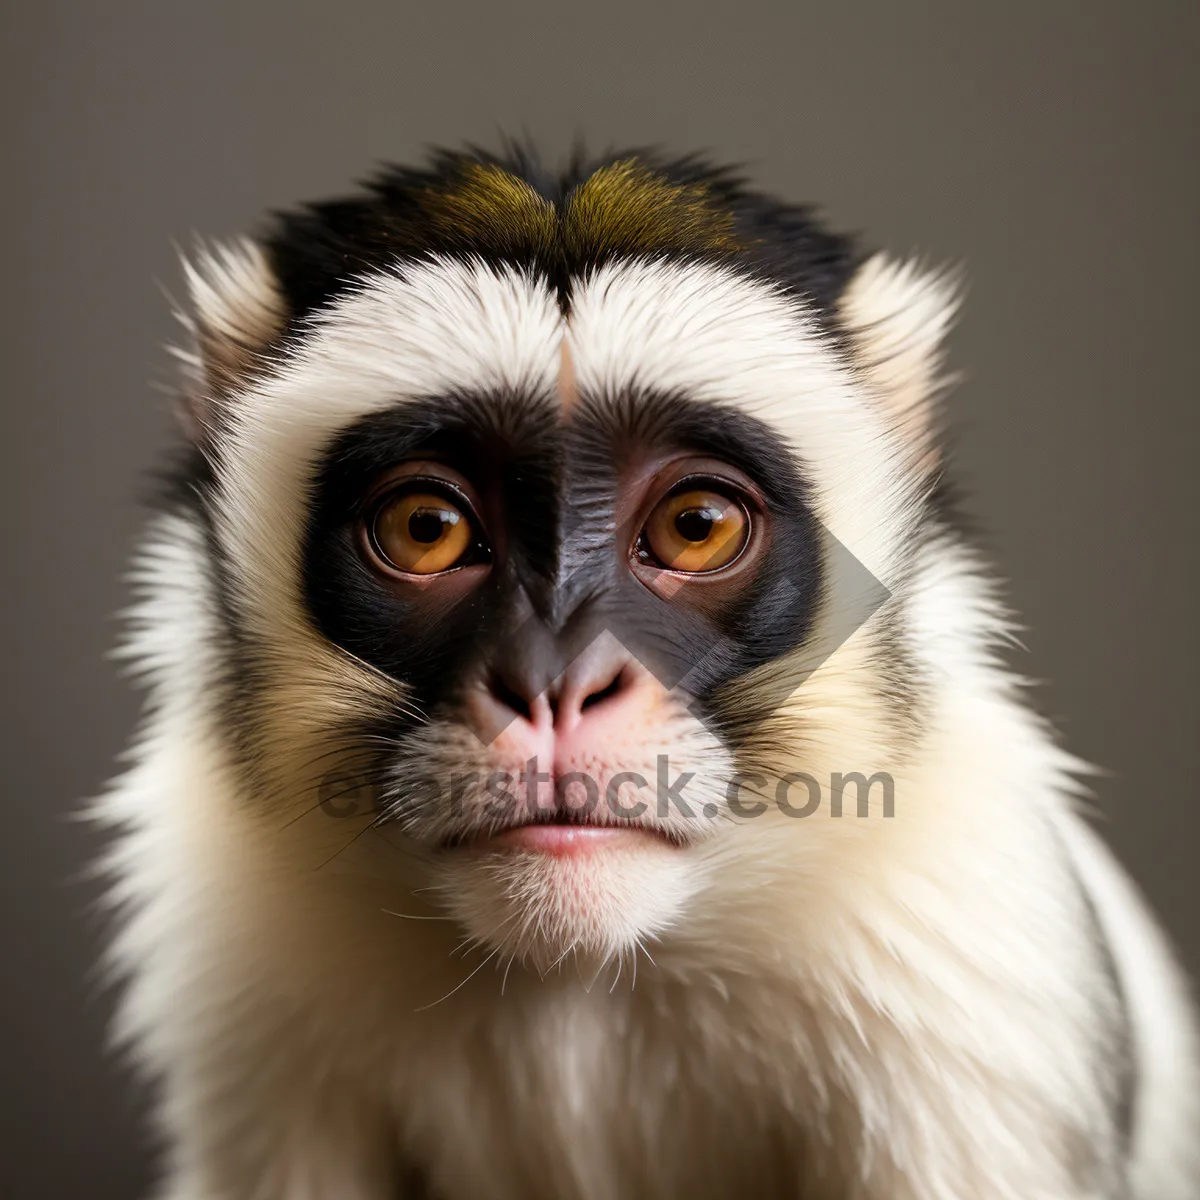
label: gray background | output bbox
[3,3,1197,1196]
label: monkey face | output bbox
[183,156,946,974]
[298,363,826,965]
[197,255,920,972]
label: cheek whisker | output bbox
[276,779,380,831]
[311,813,395,873]
[413,945,502,1013]
[541,941,576,979]
[608,948,624,993]
[500,953,516,996]
[282,734,410,783]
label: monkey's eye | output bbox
[367,487,481,576]
[639,486,750,573]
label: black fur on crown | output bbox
[265,142,862,337]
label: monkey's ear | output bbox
[839,254,961,474]
[172,239,286,446]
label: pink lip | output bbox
[483,824,672,857]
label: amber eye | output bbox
[370,490,474,575]
[641,487,750,573]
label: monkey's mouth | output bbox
[486,822,679,856]
[443,808,685,855]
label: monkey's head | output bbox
[172,150,957,977]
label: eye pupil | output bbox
[641,486,750,574]
[674,509,714,543]
[408,508,452,544]
[368,488,476,575]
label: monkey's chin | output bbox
[437,835,699,974]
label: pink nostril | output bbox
[488,672,536,724]
[554,657,639,736]
[579,668,627,714]
[487,666,632,732]
[484,636,640,738]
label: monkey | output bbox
[95,146,1200,1199]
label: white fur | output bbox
[96,252,1199,1199]
[171,239,286,438]
[838,253,960,468]
[182,239,284,359]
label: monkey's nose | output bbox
[546,635,639,736]
[485,633,639,736]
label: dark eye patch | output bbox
[301,388,822,747]
[566,389,822,661]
